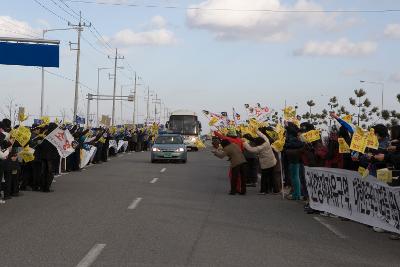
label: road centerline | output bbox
[150,178,159,184]
[128,197,143,210]
[314,217,347,239]
[76,243,106,267]
[160,168,166,173]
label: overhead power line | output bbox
[57,0,114,52]
[36,67,96,93]
[33,0,69,22]
[63,0,400,13]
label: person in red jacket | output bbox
[213,128,244,151]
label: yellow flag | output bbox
[342,114,352,123]
[275,124,285,139]
[195,139,206,149]
[338,138,350,154]
[350,127,367,154]
[18,146,35,163]
[358,166,369,178]
[110,126,117,134]
[41,116,50,125]
[266,130,278,141]
[272,138,285,152]
[209,117,218,126]
[11,126,31,147]
[366,129,379,150]
[302,130,321,143]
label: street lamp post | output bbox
[41,27,76,118]
[360,80,385,112]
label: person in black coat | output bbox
[3,151,21,199]
[37,123,59,192]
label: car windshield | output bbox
[155,136,183,144]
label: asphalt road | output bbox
[0,150,399,267]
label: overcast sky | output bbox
[1,0,400,127]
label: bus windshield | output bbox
[169,115,199,135]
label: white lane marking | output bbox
[128,197,143,210]
[150,178,159,184]
[160,168,166,173]
[314,217,347,239]
[76,243,106,267]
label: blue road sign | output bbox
[0,42,59,67]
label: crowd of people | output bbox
[211,112,400,239]
[0,117,157,204]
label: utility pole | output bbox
[69,12,91,124]
[41,32,45,118]
[133,72,137,127]
[86,93,92,128]
[108,48,124,126]
[152,94,161,123]
[120,85,123,125]
[146,86,150,125]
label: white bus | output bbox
[166,110,202,150]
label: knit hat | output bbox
[227,127,237,137]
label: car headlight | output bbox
[152,147,160,152]
[176,147,185,152]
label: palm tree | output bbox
[350,89,372,126]
[306,100,316,115]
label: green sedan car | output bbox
[151,134,187,163]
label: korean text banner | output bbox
[0,42,59,68]
[45,128,75,158]
[305,167,400,234]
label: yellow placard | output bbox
[100,115,111,126]
[350,127,367,154]
[283,106,296,120]
[18,146,35,163]
[11,126,31,147]
[338,138,350,154]
[342,114,352,123]
[377,168,393,183]
[366,129,379,150]
[302,130,321,143]
[358,166,369,178]
[98,137,106,143]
